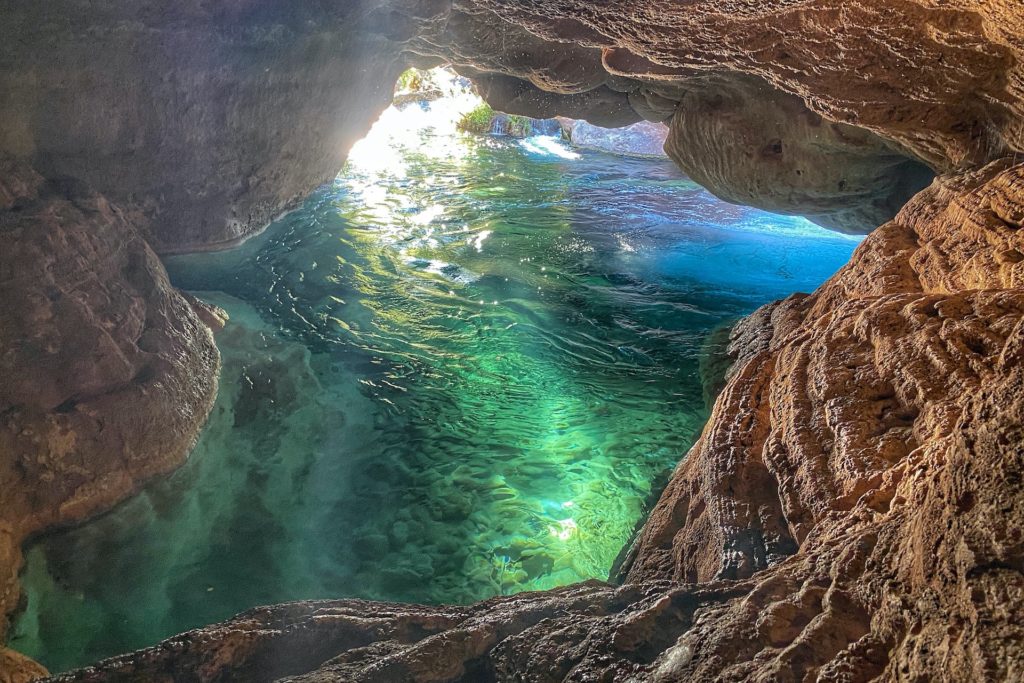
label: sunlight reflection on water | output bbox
[11,70,861,673]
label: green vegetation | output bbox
[395,68,431,93]
[457,102,534,137]
[504,115,533,137]
[457,101,497,133]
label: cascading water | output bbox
[10,75,861,672]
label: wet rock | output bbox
[0,159,220,646]
[558,118,669,158]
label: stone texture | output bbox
[625,159,1024,679]
[0,159,221,677]
[0,0,964,249]
[664,75,935,233]
[479,0,1024,170]
[558,118,670,158]
[0,2,410,252]
[0,648,48,683]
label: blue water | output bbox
[11,105,860,672]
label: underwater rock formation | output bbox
[1,0,1023,680]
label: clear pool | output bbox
[11,100,860,672]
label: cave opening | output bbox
[8,68,862,673]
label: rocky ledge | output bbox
[0,161,222,679]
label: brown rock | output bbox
[664,74,935,233]
[626,159,1024,679]
[0,160,220,645]
[0,1,1022,680]
[481,0,1024,170]
[0,0,968,249]
[0,647,48,683]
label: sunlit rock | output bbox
[558,118,669,158]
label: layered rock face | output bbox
[0,0,946,249]
[0,2,411,253]
[663,75,935,233]
[0,0,1022,681]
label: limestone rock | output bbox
[558,118,670,158]
[0,2,410,252]
[625,159,1024,680]
[0,647,48,683]
[0,0,965,249]
[479,0,1024,170]
[0,160,221,643]
[664,75,935,233]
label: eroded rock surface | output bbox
[664,75,935,233]
[481,0,1024,170]
[0,160,221,678]
[2,0,986,249]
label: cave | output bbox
[0,2,1022,682]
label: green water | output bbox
[11,104,860,672]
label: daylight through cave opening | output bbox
[8,68,865,673]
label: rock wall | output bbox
[0,1,411,253]
[0,0,963,250]
[663,75,935,233]
[0,161,222,678]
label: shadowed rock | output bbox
[40,163,1024,682]
[664,75,936,233]
[0,159,221,677]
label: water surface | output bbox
[12,103,860,671]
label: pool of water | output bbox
[10,101,861,672]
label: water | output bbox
[10,99,860,672]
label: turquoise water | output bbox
[10,105,860,672]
